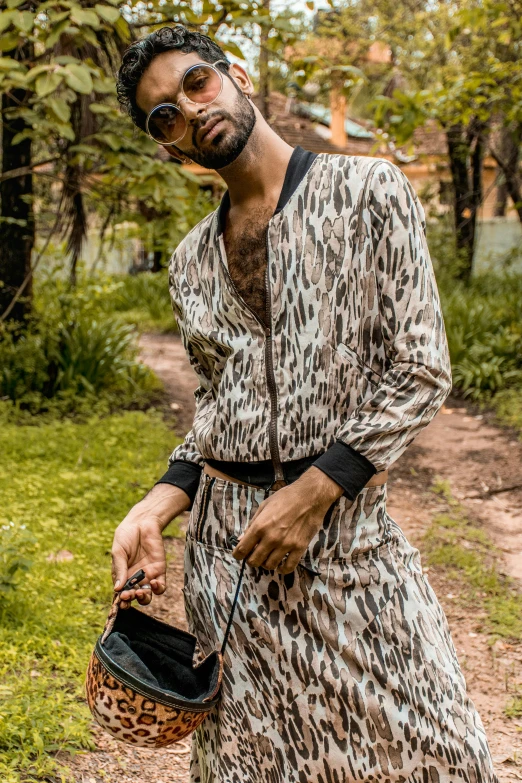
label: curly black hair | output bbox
[116,25,231,134]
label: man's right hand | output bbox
[111,483,191,609]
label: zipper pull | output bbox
[121,569,146,592]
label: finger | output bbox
[136,588,153,605]
[120,577,151,604]
[150,569,167,594]
[150,577,166,595]
[264,547,290,571]
[111,546,130,591]
[119,588,137,604]
[247,539,278,568]
[232,526,263,561]
[277,549,305,575]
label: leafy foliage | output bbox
[488,387,522,436]
[102,270,177,333]
[366,0,522,142]
[0,273,162,417]
[439,271,522,400]
[0,0,305,295]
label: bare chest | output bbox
[223,209,273,327]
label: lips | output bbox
[199,116,224,143]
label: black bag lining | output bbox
[101,606,220,703]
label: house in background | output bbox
[160,89,509,222]
[157,89,521,271]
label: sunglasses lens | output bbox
[182,64,222,105]
[147,104,186,144]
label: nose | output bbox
[180,99,207,123]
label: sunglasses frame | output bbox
[145,59,229,146]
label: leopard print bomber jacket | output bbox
[158,147,452,504]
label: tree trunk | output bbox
[258,0,270,119]
[60,97,88,287]
[494,173,508,217]
[445,124,483,283]
[0,41,35,322]
[151,250,163,273]
[490,124,522,223]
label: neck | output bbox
[216,116,295,211]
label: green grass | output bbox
[425,477,522,641]
[505,691,522,719]
[0,412,181,782]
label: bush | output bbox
[439,271,522,401]
[425,215,522,403]
[0,274,162,418]
[106,270,177,333]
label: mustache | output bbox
[192,109,233,144]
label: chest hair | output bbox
[224,205,274,327]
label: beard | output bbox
[183,87,256,170]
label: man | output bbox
[112,24,498,783]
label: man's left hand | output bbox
[231,467,344,574]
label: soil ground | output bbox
[67,333,522,783]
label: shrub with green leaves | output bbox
[439,271,522,401]
[0,273,162,417]
[102,270,177,333]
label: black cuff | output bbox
[312,441,377,501]
[155,461,203,508]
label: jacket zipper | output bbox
[217,232,285,485]
[264,229,285,484]
[195,475,215,542]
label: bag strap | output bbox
[221,553,247,656]
[100,569,147,645]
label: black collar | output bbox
[216,145,318,236]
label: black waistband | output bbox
[204,453,323,489]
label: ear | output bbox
[227,62,254,97]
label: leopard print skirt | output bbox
[183,475,498,783]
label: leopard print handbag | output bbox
[84,556,246,748]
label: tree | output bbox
[285,2,385,148]
[371,0,522,280]
[288,0,520,282]
[0,10,35,322]
[1,0,283,320]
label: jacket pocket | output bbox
[194,475,215,543]
[335,342,382,389]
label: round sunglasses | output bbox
[145,59,229,146]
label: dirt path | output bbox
[68,334,522,782]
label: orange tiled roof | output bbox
[254,92,449,158]
[155,91,448,165]
[251,91,347,154]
